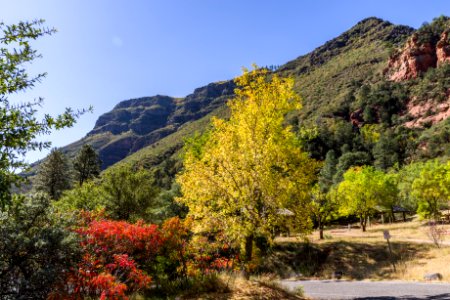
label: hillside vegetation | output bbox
[4,16,450,299]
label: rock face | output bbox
[437,31,450,67]
[387,28,450,81]
[404,92,450,128]
[58,80,236,169]
[387,33,437,81]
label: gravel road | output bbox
[280,280,450,299]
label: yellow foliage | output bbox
[176,67,319,251]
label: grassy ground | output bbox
[180,276,304,300]
[271,219,450,282]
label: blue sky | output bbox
[2,0,449,163]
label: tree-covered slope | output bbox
[30,16,450,188]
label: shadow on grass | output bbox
[258,240,431,280]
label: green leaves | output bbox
[412,160,450,219]
[0,193,80,299]
[336,166,398,231]
[0,20,89,206]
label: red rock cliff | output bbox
[386,33,437,81]
[437,31,450,67]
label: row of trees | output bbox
[312,160,450,237]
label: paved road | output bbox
[280,280,450,299]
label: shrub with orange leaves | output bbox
[154,217,192,280]
[186,231,238,276]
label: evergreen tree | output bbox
[333,151,372,184]
[0,193,80,299]
[73,144,101,186]
[100,165,159,221]
[35,149,72,200]
[319,150,338,192]
[372,131,400,171]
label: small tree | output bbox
[35,148,72,200]
[73,144,102,186]
[100,165,160,221]
[56,180,106,212]
[412,160,449,220]
[396,161,425,212]
[337,166,396,231]
[62,214,162,299]
[0,193,80,299]
[310,184,336,239]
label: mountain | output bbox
[51,80,235,169]
[30,16,450,188]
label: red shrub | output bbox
[61,214,163,299]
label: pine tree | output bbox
[73,144,102,186]
[35,149,72,200]
[319,150,338,192]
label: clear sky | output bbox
[2,0,449,163]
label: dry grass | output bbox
[273,220,450,282]
[308,219,450,244]
[181,274,305,300]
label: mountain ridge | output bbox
[29,16,449,184]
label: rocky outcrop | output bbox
[386,33,437,81]
[386,26,450,81]
[404,92,450,128]
[437,31,450,67]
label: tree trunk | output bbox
[318,218,324,239]
[360,216,366,232]
[241,234,254,279]
[403,212,406,222]
[244,234,253,263]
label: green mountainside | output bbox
[30,16,450,190]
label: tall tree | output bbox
[177,68,319,264]
[0,19,87,207]
[333,151,372,184]
[73,144,101,186]
[35,149,72,200]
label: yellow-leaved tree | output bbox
[176,68,319,265]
